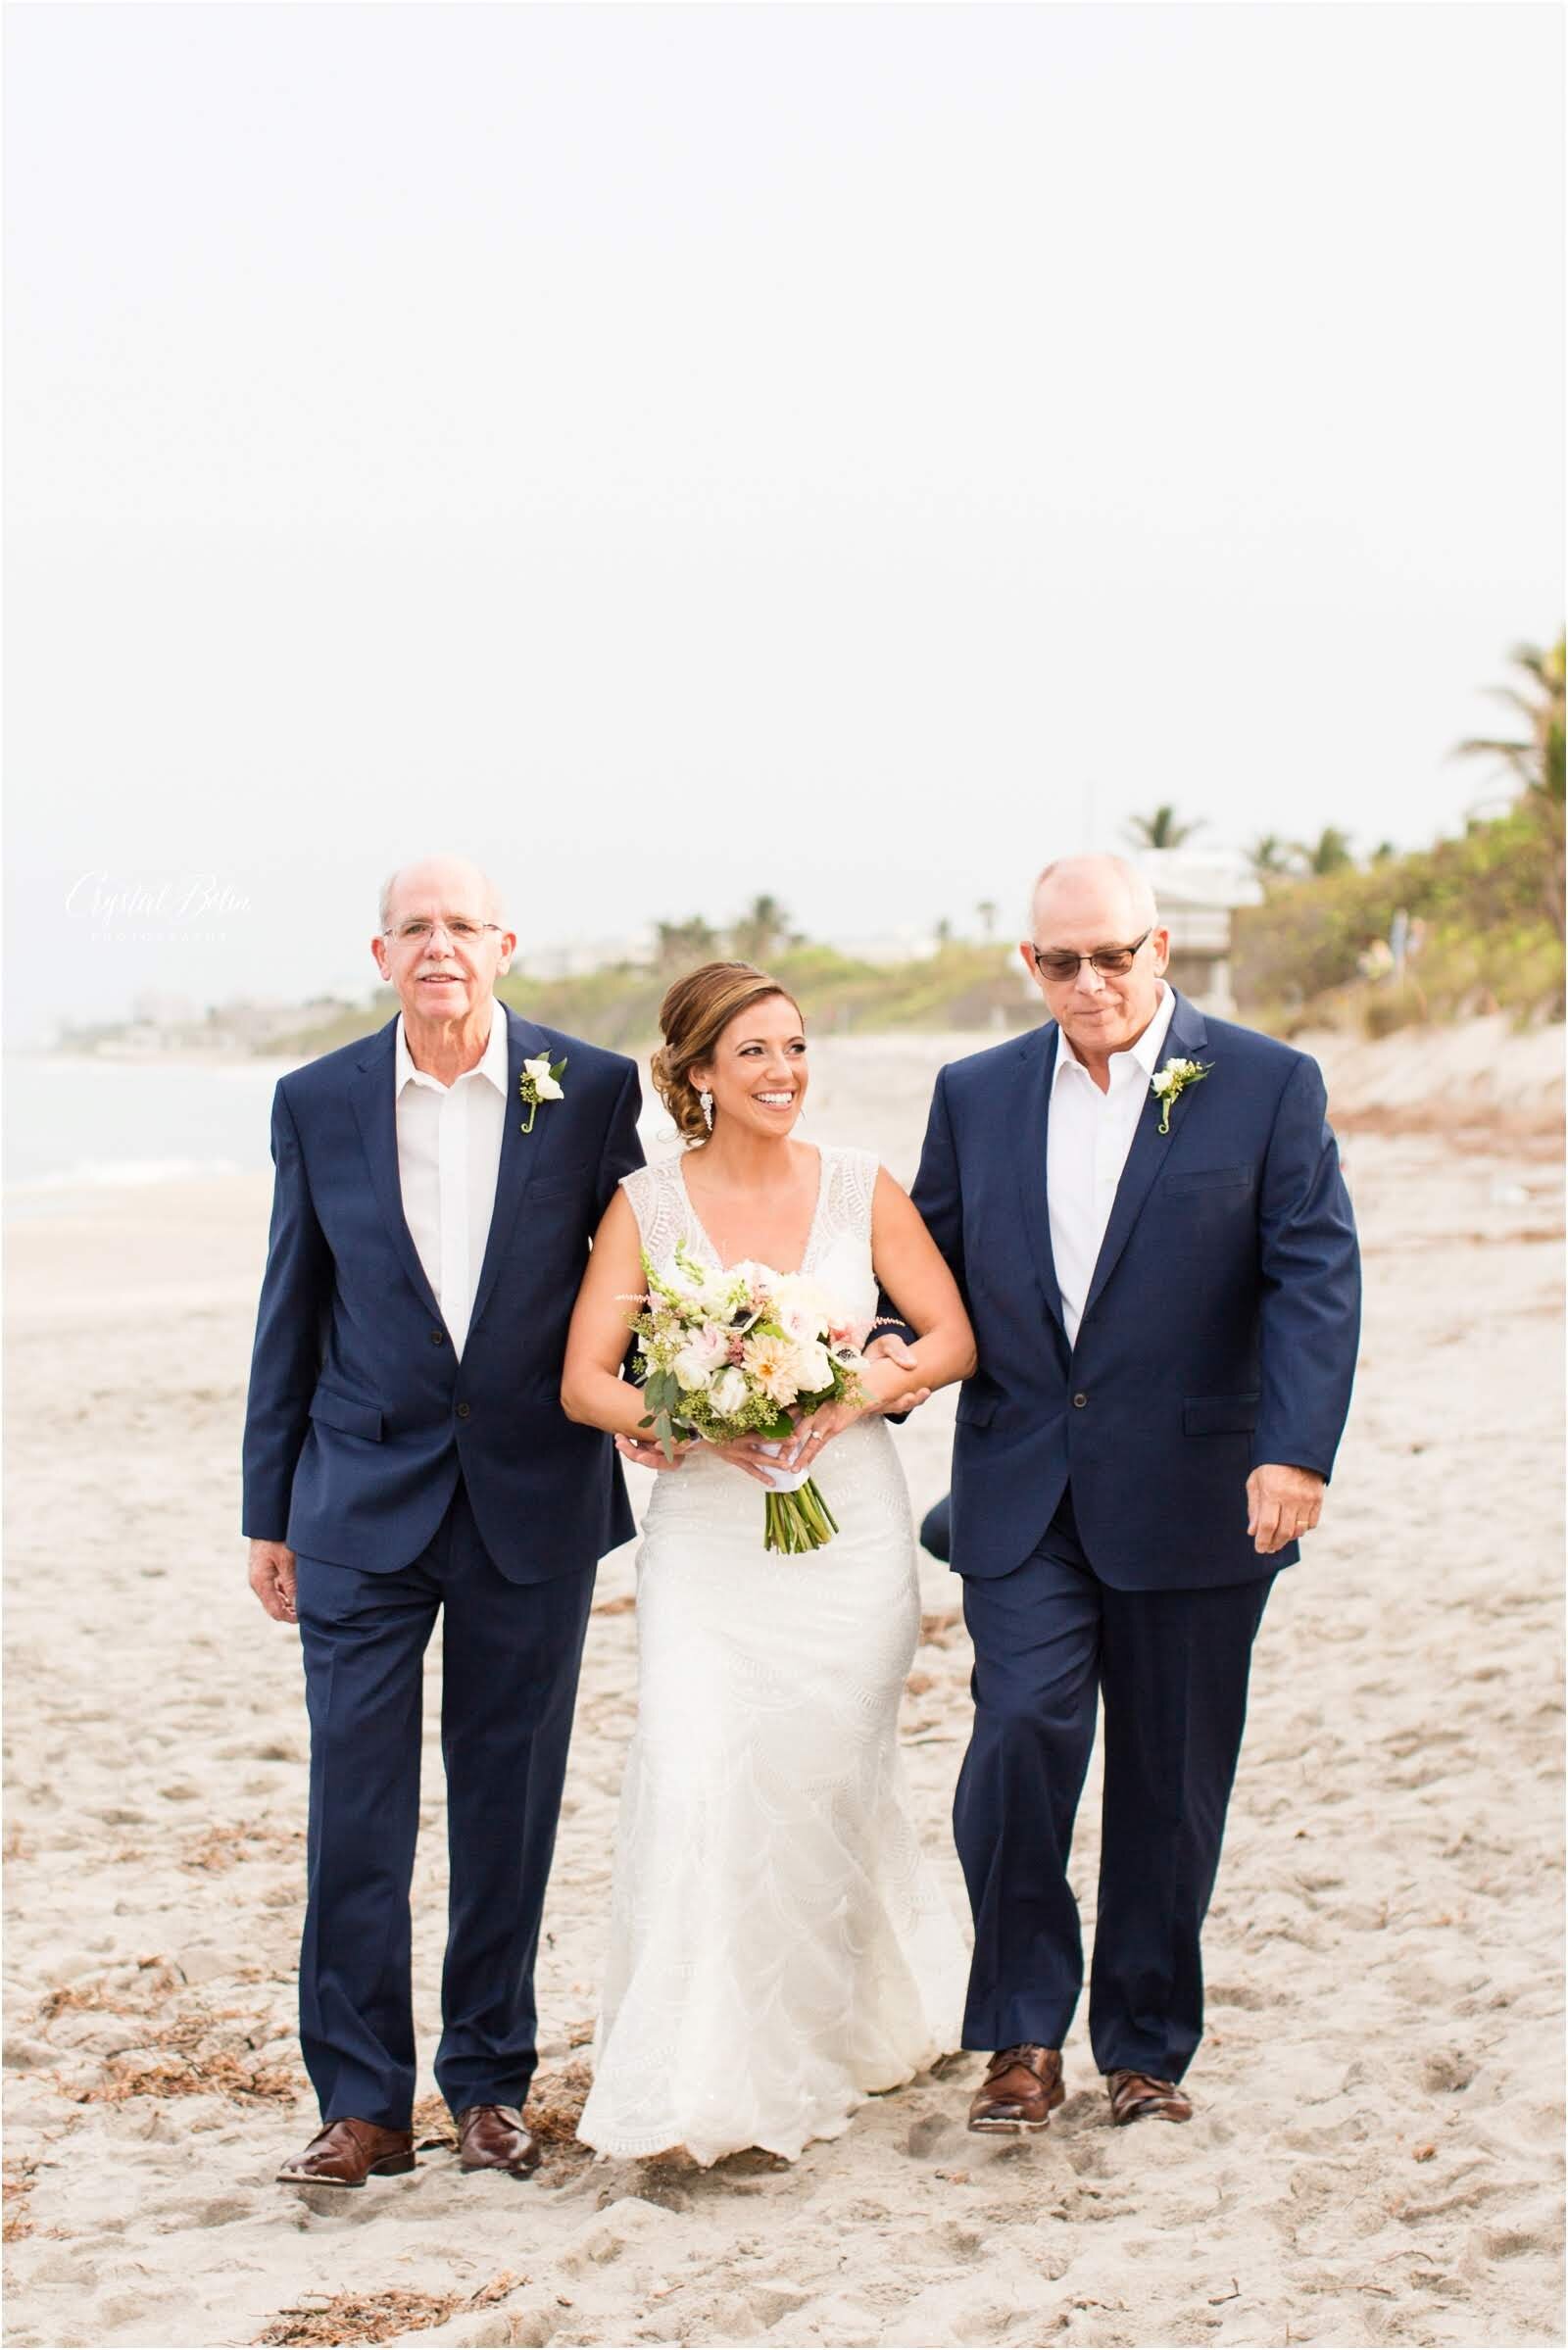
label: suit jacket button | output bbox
[1072,1392,1088,1408]
[457,1401,471,1419]
[430,1330,446,1346]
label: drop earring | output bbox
[699,1089,714,1132]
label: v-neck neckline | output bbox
[676,1146,827,1276]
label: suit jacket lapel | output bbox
[1014,1024,1067,1342]
[1079,991,1209,1334]
[349,1018,446,1326]
[468,1008,558,1339]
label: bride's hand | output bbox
[784,1356,917,1469]
[782,1398,860,1472]
[705,1436,792,1488]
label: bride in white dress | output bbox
[561,961,976,2165]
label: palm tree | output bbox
[730,895,790,964]
[654,916,718,971]
[975,899,999,938]
[1246,834,1297,881]
[1457,633,1566,805]
[1125,805,1205,851]
[1456,632,1565,935]
[1293,827,1355,878]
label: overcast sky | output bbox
[7,1,1562,1041]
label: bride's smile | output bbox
[689,994,812,1146]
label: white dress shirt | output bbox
[1047,984,1177,1348]
[394,1008,510,1358]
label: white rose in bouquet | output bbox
[672,1322,731,1391]
[791,1342,834,1393]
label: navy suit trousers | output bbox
[956,1488,1271,2079]
[294,1482,595,2129]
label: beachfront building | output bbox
[1133,852,1262,1016]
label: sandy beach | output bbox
[4,1019,1563,2350]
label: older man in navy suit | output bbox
[244,856,643,2188]
[902,855,1359,2136]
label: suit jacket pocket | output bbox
[521,1160,596,1203]
[1183,1392,1260,1437]
[309,1385,384,1442]
[1165,1165,1251,1196]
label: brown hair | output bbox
[650,961,802,1147]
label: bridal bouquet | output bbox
[630,1245,869,1554]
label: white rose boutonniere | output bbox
[1150,1055,1212,1136]
[519,1053,567,1134]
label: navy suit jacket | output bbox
[242,1006,644,1584]
[904,992,1360,1591]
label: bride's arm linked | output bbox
[559,1191,696,1467]
[783,1168,975,1467]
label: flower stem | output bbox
[763,1478,840,1554]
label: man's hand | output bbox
[249,1539,299,1623]
[1246,1465,1325,1556]
[863,1333,933,1414]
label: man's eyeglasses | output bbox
[1030,928,1153,983]
[382,917,503,947]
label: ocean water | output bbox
[3,1054,298,1212]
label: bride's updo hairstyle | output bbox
[652,961,802,1148]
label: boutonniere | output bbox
[1151,1056,1211,1136]
[518,1053,567,1134]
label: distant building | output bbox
[833,928,943,966]
[131,990,200,1028]
[1135,852,1262,1015]
[513,930,657,980]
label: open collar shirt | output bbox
[393,1005,509,1358]
[1047,983,1177,1348]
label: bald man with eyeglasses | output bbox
[886,855,1360,2137]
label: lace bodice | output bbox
[620,1144,881,1343]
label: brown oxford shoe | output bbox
[276,2117,416,2188]
[1106,2070,1194,2127]
[966,2044,1065,2134]
[455,2103,541,2177]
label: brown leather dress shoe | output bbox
[1105,2070,1194,2126]
[966,2044,1065,2134]
[455,2103,541,2177]
[276,2117,416,2187]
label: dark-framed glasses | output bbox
[1031,927,1153,983]
[382,916,503,947]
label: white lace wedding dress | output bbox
[576,1143,968,2165]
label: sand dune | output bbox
[4,1022,1562,2348]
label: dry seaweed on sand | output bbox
[2,2156,40,2242]
[71,2047,303,2105]
[254,2277,518,2347]
[525,2056,594,2144]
